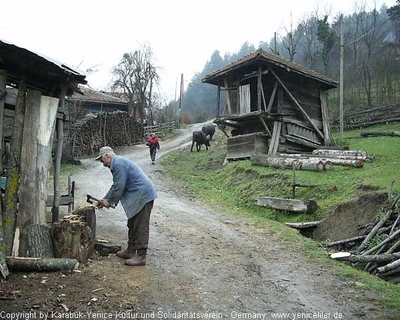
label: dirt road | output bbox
[1,125,399,319]
[67,125,400,320]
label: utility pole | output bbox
[178,73,184,128]
[340,15,344,143]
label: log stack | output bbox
[70,111,144,158]
[326,194,400,283]
[52,206,96,264]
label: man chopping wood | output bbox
[95,146,157,266]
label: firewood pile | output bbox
[327,193,400,283]
[338,103,400,129]
[251,148,374,172]
[70,111,144,158]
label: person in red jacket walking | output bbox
[146,133,160,164]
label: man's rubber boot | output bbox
[125,250,146,266]
[116,249,136,259]
[125,255,146,266]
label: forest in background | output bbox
[172,1,400,124]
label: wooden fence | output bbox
[144,121,177,138]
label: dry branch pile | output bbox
[339,104,400,129]
[327,194,400,283]
[70,111,144,158]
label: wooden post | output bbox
[18,91,58,256]
[0,69,9,277]
[257,65,262,111]
[217,80,221,117]
[52,83,67,223]
[267,82,278,113]
[0,69,5,176]
[320,90,331,146]
[2,77,26,256]
[223,77,232,114]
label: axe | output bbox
[86,194,115,209]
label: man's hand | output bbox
[97,198,111,209]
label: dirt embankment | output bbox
[1,126,399,319]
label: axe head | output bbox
[86,194,99,205]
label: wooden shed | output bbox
[67,86,129,121]
[202,49,338,160]
[0,38,87,259]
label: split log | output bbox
[324,235,367,248]
[255,196,317,214]
[251,153,330,172]
[331,252,400,263]
[0,251,9,279]
[377,258,400,274]
[27,224,54,258]
[52,206,96,264]
[285,221,320,229]
[361,131,400,137]
[94,243,122,256]
[313,149,367,157]
[6,256,78,272]
[277,154,364,168]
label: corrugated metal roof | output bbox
[202,48,338,88]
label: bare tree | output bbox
[111,44,159,121]
[279,13,303,61]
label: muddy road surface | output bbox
[1,125,399,319]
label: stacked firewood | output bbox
[70,111,144,158]
[251,148,373,172]
[327,194,400,283]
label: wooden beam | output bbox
[267,66,325,140]
[223,77,232,114]
[255,196,318,214]
[257,66,262,111]
[18,93,59,256]
[52,83,67,223]
[217,81,221,117]
[0,70,5,175]
[3,77,27,257]
[267,82,278,113]
[258,115,272,137]
[319,90,331,146]
[242,69,269,82]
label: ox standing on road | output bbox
[191,131,210,152]
[202,123,216,141]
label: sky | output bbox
[0,0,397,102]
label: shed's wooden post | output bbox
[17,91,58,256]
[52,83,67,223]
[223,77,232,114]
[2,77,26,256]
[0,69,7,273]
[320,89,331,146]
[257,65,262,111]
[0,70,6,176]
[217,80,221,117]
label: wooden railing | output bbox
[144,121,177,138]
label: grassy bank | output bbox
[161,123,400,309]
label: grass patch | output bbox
[162,122,400,309]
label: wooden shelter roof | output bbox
[0,38,87,96]
[202,48,338,89]
[69,86,128,105]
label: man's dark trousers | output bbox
[127,200,154,256]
